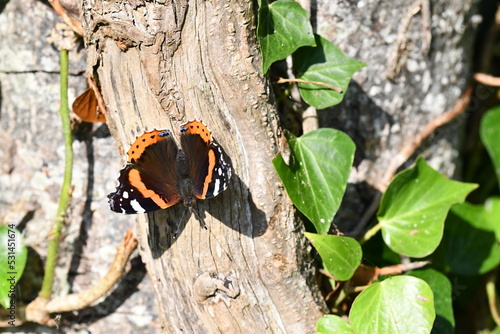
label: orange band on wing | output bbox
[128,169,170,208]
[199,149,216,199]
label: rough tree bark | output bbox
[82,1,323,333]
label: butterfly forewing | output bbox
[206,142,232,198]
[108,164,181,213]
[180,131,231,200]
[108,130,182,213]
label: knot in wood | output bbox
[193,271,240,306]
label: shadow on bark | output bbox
[147,172,267,259]
[0,0,10,13]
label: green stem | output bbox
[359,222,382,245]
[39,49,73,299]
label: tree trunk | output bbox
[82,1,324,332]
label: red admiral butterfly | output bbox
[108,120,232,214]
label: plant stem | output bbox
[39,49,73,299]
[276,77,343,93]
[486,272,500,326]
[359,222,382,245]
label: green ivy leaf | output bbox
[480,106,500,188]
[350,276,435,334]
[293,34,366,109]
[305,233,362,281]
[0,225,27,309]
[316,315,354,334]
[273,129,355,234]
[257,0,316,74]
[408,269,455,334]
[377,157,478,258]
[432,198,500,275]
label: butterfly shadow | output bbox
[146,172,268,259]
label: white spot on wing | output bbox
[130,199,146,213]
[213,178,221,196]
[123,191,129,199]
